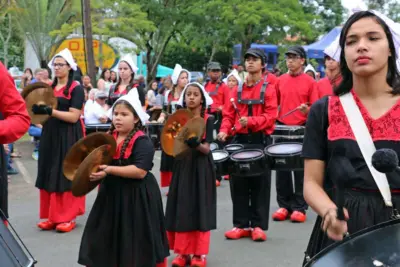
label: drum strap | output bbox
[339,93,392,207]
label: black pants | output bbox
[230,134,272,229]
[275,138,308,213]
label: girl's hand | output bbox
[89,165,109,182]
[321,208,349,241]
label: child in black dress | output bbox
[78,93,169,267]
[165,82,217,267]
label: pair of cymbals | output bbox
[173,117,206,156]
[21,82,58,124]
[63,132,117,197]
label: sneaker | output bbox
[251,227,267,242]
[272,208,290,221]
[225,227,251,239]
[290,211,307,223]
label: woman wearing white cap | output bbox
[33,48,86,233]
[302,10,400,264]
[224,69,242,90]
[107,55,145,107]
[157,64,190,192]
[78,93,169,267]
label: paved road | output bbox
[5,140,317,267]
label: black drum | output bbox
[304,219,400,267]
[0,219,36,266]
[85,123,111,135]
[145,123,164,150]
[264,142,303,171]
[212,150,230,176]
[230,149,266,177]
[272,125,305,139]
[210,142,219,151]
[224,144,244,155]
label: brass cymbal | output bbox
[21,82,58,124]
[173,117,206,156]
[161,109,194,156]
[71,144,115,197]
[63,132,116,181]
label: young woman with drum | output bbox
[217,48,278,242]
[302,10,400,265]
[165,82,216,267]
[33,49,86,233]
[157,64,190,193]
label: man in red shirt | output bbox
[217,48,277,242]
[317,55,342,98]
[273,46,319,223]
[0,61,31,225]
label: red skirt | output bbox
[39,190,85,223]
[161,171,172,188]
[167,231,210,255]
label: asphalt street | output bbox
[5,139,317,267]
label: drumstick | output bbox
[279,102,310,120]
[230,98,241,118]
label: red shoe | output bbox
[251,227,267,242]
[290,211,307,223]
[56,221,76,232]
[216,180,221,187]
[225,227,251,240]
[37,220,56,230]
[172,255,191,267]
[191,255,207,267]
[272,208,290,221]
[223,175,229,180]
[3,220,8,227]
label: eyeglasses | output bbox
[52,63,68,68]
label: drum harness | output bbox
[206,81,223,125]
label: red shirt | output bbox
[220,79,278,135]
[263,71,278,85]
[276,73,319,126]
[317,75,342,98]
[204,81,230,113]
[0,62,30,144]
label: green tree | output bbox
[0,0,13,68]
[366,0,400,21]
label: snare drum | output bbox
[230,149,266,177]
[304,219,400,267]
[264,142,303,171]
[224,144,244,155]
[212,150,230,176]
[272,125,305,139]
[145,123,164,150]
[85,123,111,135]
[210,142,219,151]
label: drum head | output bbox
[210,142,219,151]
[265,143,302,156]
[305,219,400,267]
[231,149,264,162]
[225,144,244,152]
[212,150,229,162]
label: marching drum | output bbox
[230,149,267,177]
[264,142,303,171]
[272,125,305,140]
[85,123,111,135]
[224,144,244,155]
[145,123,164,150]
[212,150,230,176]
[210,142,219,151]
[304,219,400,267]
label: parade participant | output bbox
[107,55,145,107]
[78,93,169,267]
[304,64,317,79]
[0,61,30,225]
[217,48,278,242]
[34,48,86,233]
[165,82,216,267]
[157,64,190,192]
[224,69,242,90]
[317,42,342,98]
[302,10,400,264]
[272,45,319,223]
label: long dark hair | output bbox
[114,61,135,93]
[51,56,74,97]
[335,11,400,95]
[182,84,207,118]
[100,68,111,82]
[107,100,144,160]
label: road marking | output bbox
[14,159,33,184]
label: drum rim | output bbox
[230,149,265,162]
[264,142,303,156]
[304,218,400,266]
[224,143,245,151]
[212,149,229,162]
[210,142,219,150]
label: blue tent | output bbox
[305,27,342,59]
[140,64,174,78]
[233,43,278,69]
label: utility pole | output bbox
[82,0,96,85]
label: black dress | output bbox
[78,132,169,267]
[165,115,217,232]
[35,82,84,192]
[302,92,400,264]
[0,144,7,219]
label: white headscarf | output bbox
[304,64,317,76]
[177,82,213,107]
[171,64,191,85]
[325,10,400,70]
[224,69,242,86]
[48,48,77,71]
[107,90,149,125]
[119,55,139,73]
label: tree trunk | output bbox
[3,42,8,68]
[83,0,96,84]
[209,43,217,63]
[241,25,253,64]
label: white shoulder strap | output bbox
[164,90,171,105]
[339,93,392,207]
